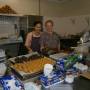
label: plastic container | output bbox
[0,63,7,77]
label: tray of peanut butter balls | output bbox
[8,52,55,80]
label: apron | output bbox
[31,36,40,53]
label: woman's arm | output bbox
[58,41,60,52]
[25,33,32,53]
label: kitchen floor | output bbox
[73,77,90,90]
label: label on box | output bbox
[0,75,24,90]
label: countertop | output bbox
[0,37,23,45]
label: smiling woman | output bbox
[41,20,60,55]
[25,21,42,53]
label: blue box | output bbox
[0,75,24,90]
[39,70,64,88]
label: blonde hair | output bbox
[45,20,54,26]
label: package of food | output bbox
[39,70,64,88]
[56,53,81,71]
[0,75,24,90]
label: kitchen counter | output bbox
[0,37,23,45]
[0,53,89,90]
[0,37,23,57]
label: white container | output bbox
[0,63,7,77]
[0,49,6,61]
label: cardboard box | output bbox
[80,71,90,80]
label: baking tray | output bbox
[8,52,39,63]
[10,66,43,80]
[8,52,42,80]
[8,52,55,80]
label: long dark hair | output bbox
[33,21,42,27]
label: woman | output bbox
[40,20,60,54]
[25,21,42,53]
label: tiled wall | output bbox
[44,15,90,36]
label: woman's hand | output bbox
[28,48,33,53]
[28,51,32,53]
[25,46,33,53]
